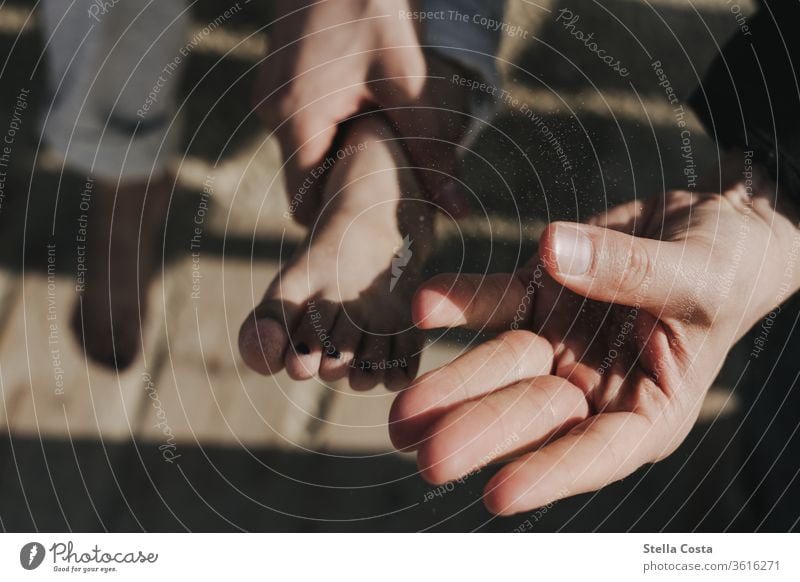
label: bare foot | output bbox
[71,176,169,369]
[239,114,435,390]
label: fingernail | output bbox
[295,343,310,355]
[553,225,592,276]
[325,350,341,360]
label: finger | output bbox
[412,269,540,331]
[389,330,554,450]
[417,376,590,485]
[276,117,338,227]
[407,139,469,220]
[385,106,469,220]
[483,411,654,515]
[539,222,706,319]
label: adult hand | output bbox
[254,0,467,225]
[389,151,800,515]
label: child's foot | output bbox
[71,176,169,369]
[239,115,434,390]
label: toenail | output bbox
[295,343,310,355]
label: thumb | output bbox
[539,222,707,319]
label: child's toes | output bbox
[351,333,391,391]
[284,300,338,380]
[385,330,423,391]
[318,313,361,382]
[239,296,303,376]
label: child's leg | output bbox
[241,113,434,390]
